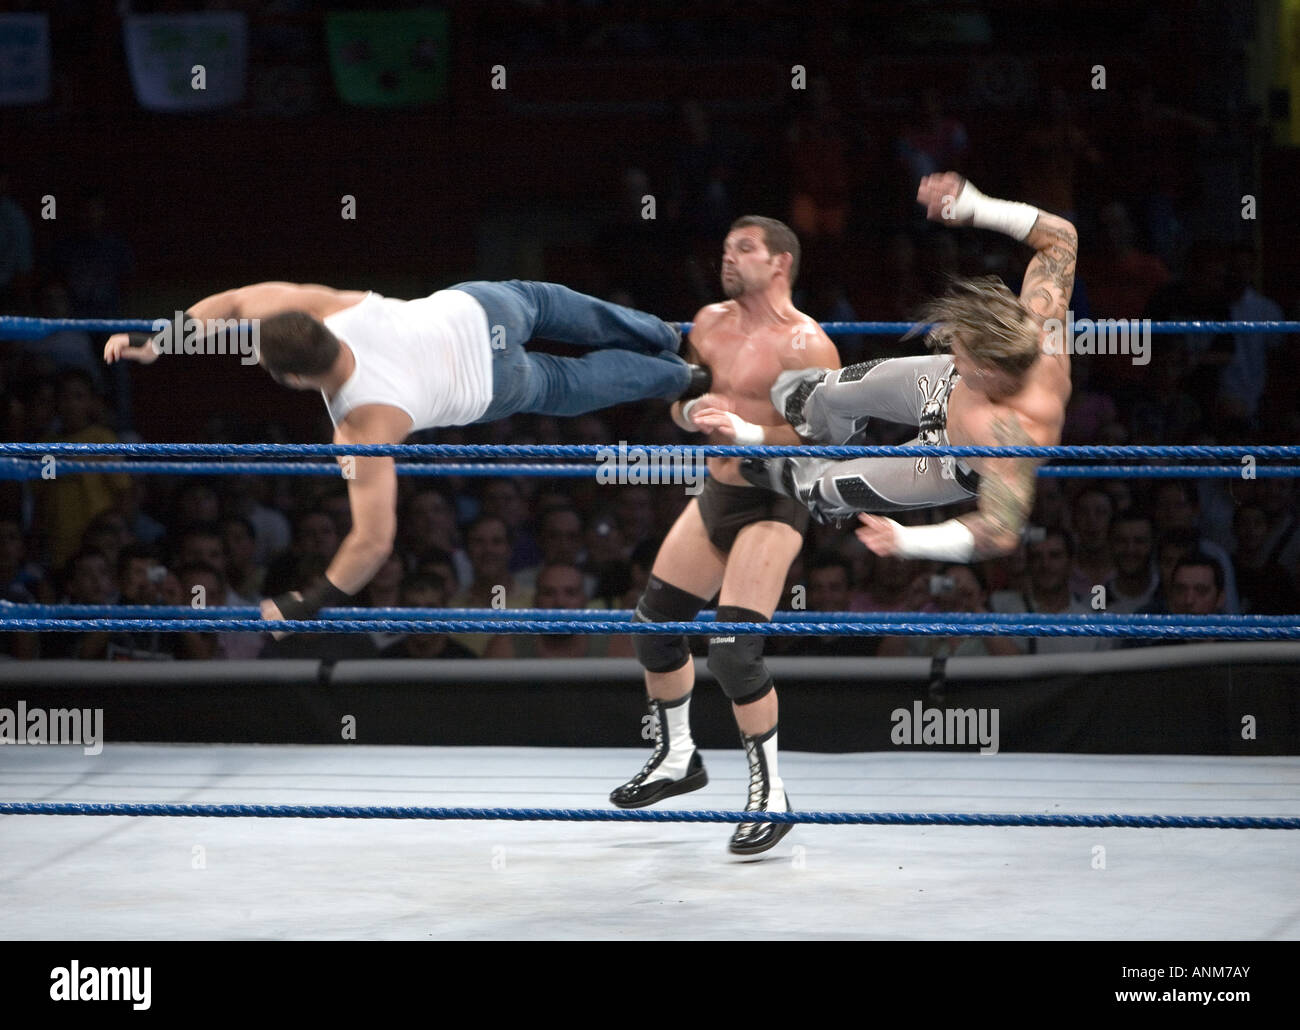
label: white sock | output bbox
[651,694,696,781]
[757,728,787,810]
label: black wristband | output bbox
[126,332,153,349]
[273,578,353,620]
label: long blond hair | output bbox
[906,276,1039,376]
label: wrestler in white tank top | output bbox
[322,290,493,430]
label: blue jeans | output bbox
[449,280,690,422]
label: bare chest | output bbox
[696,324,810,419]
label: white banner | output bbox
[123,12,247,111]
[0,14,51,106]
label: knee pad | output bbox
[707,605,773,704]
[633,575,708,674]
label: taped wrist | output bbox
[892,519,977,562]
[951,183,1039,241]
[273,577,353,620]
[724,413,765,446]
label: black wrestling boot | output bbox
[610,696,708,809]
[728,725,794,856]
[677,363,713,401]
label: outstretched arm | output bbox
[103,282,354,365]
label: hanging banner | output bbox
[326,9,448,107]
[123,12,248,111]
[0,14,51,106]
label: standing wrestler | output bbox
[743,172,1076,563]
[610,217,840,855]
[104,279,707,626]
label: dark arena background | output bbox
[0,0,1297,960]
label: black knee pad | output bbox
[633,575,708,674]
[707,605,773,704]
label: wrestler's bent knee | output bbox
[633,575,708,674]
[707,605,773,704]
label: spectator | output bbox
[878,565,1020,658]
[1104,512,1160,614]
[0,516,51,603]
[80,510,134,574]
[174,482,221,526]
[1218,241,1286,427]
[479,479,538,571]
[220,514,264,599]
[519,506,592,595]
[1067,487,1115,599]
[414,546,459,599]
[1232,504,1298,614]
[897,88,968,189]
[379,573,477,659]
[1168,555,1225,616]
[318,488,352,540]
[49,193,133,319]
[173,562,227,659]
[1150,528,1201,613]
[485,563,632,658]
[1252,479,1300,590]
[43,549,115,659]
[397,488,462,571]
[18,282,101,387]
[450,515,535,655]
[263,509,341,595]
[992,528,1109,654]
[854,555,930,612]
[1150,481,1239,613]
[362,551,405,652]
[782,553,878,657]
[789,77,853,240]
[1086,200,1171,320]
[1144,240,1234,420]
[106,544,176,660]
[222,475,291,564]
[174,524,228,584]
[0,517,40,658]
[0,165,33,312]
[37,370,130,567]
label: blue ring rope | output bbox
[4,442,1300,460]
[0,801,1294,828]
[3,617,1296,638]
[1,458,1296,481]
[4,604,1294,627]
[3,316,1298,340]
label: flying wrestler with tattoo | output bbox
[741,171,1076,565]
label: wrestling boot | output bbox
[728,725,794,856]
[678,363,713,400]
[610,695,708,808]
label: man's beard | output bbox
[722,274,745,298]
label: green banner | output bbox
[325,9,447,108]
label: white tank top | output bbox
[322,290,493,430]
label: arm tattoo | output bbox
[970,415,1038,551]
[1022,223,1078,320]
